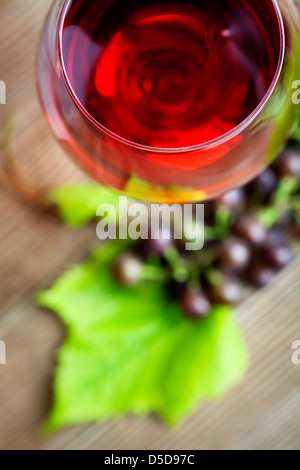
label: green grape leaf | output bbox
[49,183,120,227]
[36,241,249,432]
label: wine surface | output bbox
[61,0,280,149]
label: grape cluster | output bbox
[113,143,300,320]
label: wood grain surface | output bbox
[0,0,300,450]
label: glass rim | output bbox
[58,0,285,154]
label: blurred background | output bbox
[0,0,300,450]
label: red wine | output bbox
[61,0,280,149]
[37,0,289,201]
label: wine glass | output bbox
[38,0,300,202]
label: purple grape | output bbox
[262,245,293,270]
[216,187,246,212]
[275,145,300,178]
[263,228,285,247]
[248,262,276,288]
[218,238,251,272]
[113,254,143,286]
[210,276,242,306]
[233,214,267,246]
[137,225,174,257]
[181,289,211,319]
[248,168,278,201]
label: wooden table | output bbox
[0,0,300,450]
